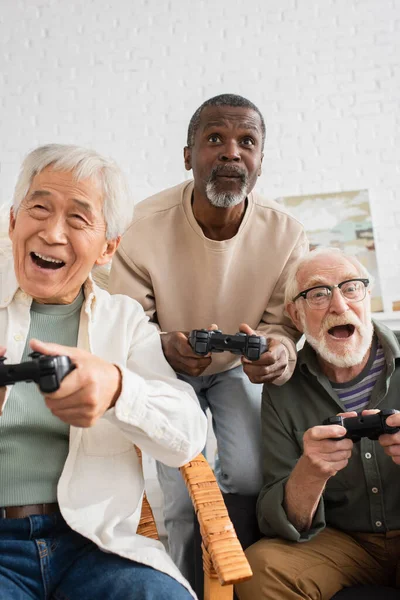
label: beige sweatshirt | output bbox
[109,180,308,382]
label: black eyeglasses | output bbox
[292,278,369,310]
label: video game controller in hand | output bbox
[0,352,75,393]
[323,409,400,442]
[188,329,268,361]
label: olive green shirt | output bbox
[0,290,83,506]
[258,320,400,542]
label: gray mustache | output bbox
[209,165,247,183]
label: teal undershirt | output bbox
[0,290,84,506]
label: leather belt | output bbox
[0,503,59,519]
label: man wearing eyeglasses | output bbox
[236,247,400,600]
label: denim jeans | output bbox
[156,365,263,586]
[0,511,192,599]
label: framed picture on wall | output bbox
[280,189,383,313]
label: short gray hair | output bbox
[284,247,374,307]
[13,144,132,240]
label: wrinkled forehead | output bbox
[26,166,103,208]
[197,105,263,135]
[297,255,361,290]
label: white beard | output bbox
[205,180,247,208]
[301,311,374,368]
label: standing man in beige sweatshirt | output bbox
[109,93,308,589]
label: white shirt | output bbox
[0,258,207,598]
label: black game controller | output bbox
[188,329,268,361]
[323,409,400,442]
[0,352,75,393]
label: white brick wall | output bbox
[1,0,400,532]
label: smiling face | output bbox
[287,253,374,371]
[184,105,264,208]
[9,166,119,304]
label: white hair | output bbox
[12,144,133,240]
[284,247,374,308]
[299,308,374,368]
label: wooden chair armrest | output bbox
[135,446,159,540]
[180,454,253,586]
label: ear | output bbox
[258,153,264,177]
[183,146,192,171]
[9,207,16,240]
[286,301,304,333]
[95,236,121,266]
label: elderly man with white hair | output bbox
[0,144,207,599]
[236,247,400,600]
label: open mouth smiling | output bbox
[327,324,356,339]
[30,252,66,270]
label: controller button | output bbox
[365,452,372,459]
[196,332,209,339]
[372,487,379,494]
[375,521,382,527]
[14,333,24,341]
